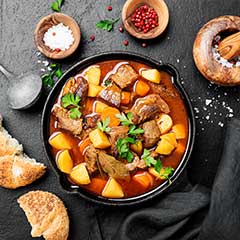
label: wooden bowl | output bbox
[193,16,240,86]
[34,13,81,59]
[122,0,169,39]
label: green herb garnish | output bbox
[104,79,112,86]
[61,93,82,119]
[159,167,174,182]
[97,117,111,133]
[128,125,144,136]
[142,149,157,167]
[116,112,134,126]
[96,18,119,32]
[41,63,63,88]
[116,137,135,162]
[51,0,64,12]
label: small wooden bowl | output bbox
[34,13,81,59]
[122,0,169,39]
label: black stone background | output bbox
[0,0,239,239]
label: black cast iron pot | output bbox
[42,52,195,206]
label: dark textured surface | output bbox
[0,0,239,239]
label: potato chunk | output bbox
[70,163,91,185]
[172,124,186,139]
[84,65,101,85]
[56,150,73,174]
[157,114,173,134]
[160,132,177,147]
[89,129,111,149]
[102,178,124,198]
[94,101,109,113]
[141,69,161,84]
[130,141,143,156]
[88,83,103,97]
[149,167,167,179]
[155,139,175,155]
[49,132,72,150]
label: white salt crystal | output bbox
[205,99,212,105]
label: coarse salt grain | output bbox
[43,23,74,51]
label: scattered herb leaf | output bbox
[41,63,62,88]
[104,79,112,86]
[69,107,82,119]
[116,112,133,126]
[41,74,54,87]
[51,0,64,12]
[154,159,162,173]
[61,93,82,119]
[61,93,80,108]
[97,117,111,133]
[116,137,135,162]
[159,167,174,182]
[128,125,144,136]
[96,18,119,32]
[142,149,157,167]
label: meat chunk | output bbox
[83,113,100,129]
[63,76,89,104]
[125,153,146,171]
[110,64,138,89]
[142,120,161,148]
[84,144,98,174]
[108,126,129,156]
[53,105,83,135]
[98,151,130,181]
[149,82,178,99]
[99,83,121,107]
[130,94,170,124]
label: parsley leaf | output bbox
[96,18,119,32]
[154,159,162,173]
[128,125,144,136]
[97,117,111,133]
[116,112,133,126]
[61,93,82,119]
[41,74,54,87]
[104,79,112,86]
[69,108,82,119]
[61,93,80,108]
[51,0,64,12]
[142,149,157,167]
[116,137,135,162]
[41,63,62,88]
[159,167,174,181]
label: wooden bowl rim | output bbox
[34,13,81,59]
[122,0,169,39]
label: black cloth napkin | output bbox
[91,118,240,240]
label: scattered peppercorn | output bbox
[118,26,124,33]
[131,4,158,33]
[123,40,129,46]
[90,35,95,41]
[107,5,112,11]
[142,43,147,48]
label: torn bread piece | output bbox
[18,191,69,240]
[0,115,23,157]
[0,115,46,189]
[0,155,46,189]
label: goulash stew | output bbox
[48,60,188,198]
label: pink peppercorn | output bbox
[131,4,158,33]
[90,35,95,41]
[123,40,129,46]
